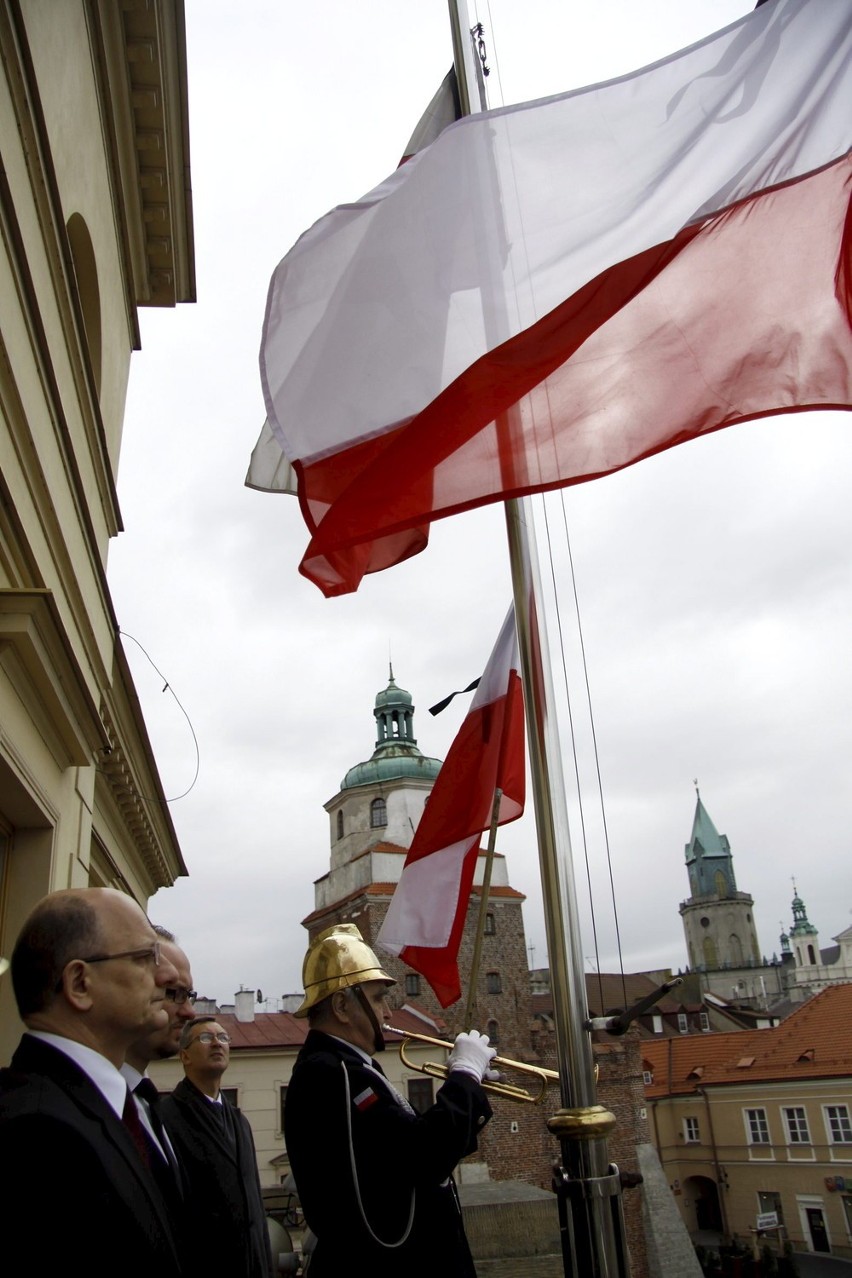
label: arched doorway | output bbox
[684,1175,723,1234]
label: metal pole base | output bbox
[551,1158,634,1278]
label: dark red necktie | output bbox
[122,1087,151,1168]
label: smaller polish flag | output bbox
[377,608,525,1007]
[353,1086,379,1112]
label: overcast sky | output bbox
[106,0,852,1007]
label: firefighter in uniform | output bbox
[284,924,495,1277]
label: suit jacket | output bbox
[0,1035,182,1278]
[161,1078,274,1278]
[284,1031,492,1278]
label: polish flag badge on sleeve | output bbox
[353,1085,379,1113]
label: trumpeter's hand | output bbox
[447,1030,497,1083]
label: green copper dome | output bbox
[340,669,442,791]
[790,884,818,936]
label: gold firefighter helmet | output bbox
[295,923,395,1017]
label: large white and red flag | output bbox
[246,70,459,495]
[376,608,525,1007]
[259,0,852,596]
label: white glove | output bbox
[447,1030,497,1083]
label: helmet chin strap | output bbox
[350,984,386,1053]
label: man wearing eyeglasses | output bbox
[0,888,183,1277]
[161,1016,274,1277]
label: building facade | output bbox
[0,0,194,1060]
[643,982,852,1258]
[781,892,852,1003]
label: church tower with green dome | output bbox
[789,882,820,969]
[679,788,763,988]
[301,665,532,1062]
[329,666,443,860]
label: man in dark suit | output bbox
[0,888,183,1278]
[161,1015,274,1278]
[284,924,495,1278]
[122,929,198,1216]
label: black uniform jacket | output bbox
[284,1030,492,1278]
[0,1035,182,1278]
[161,1077,274,1278]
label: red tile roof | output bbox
[303,877,524,927]
[642,982,852,1096]
[213,1006,443,1052]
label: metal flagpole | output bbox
[447,6,626,1274]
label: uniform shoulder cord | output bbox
[341,1060,416,1248]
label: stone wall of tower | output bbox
[326,781,432,867]
[680,892,761,970]
[524,1019,651,1278]
[594,1035,651,1278]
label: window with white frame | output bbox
[825,1105,852,1145]
[782,1106,811,1144]
[757,1190,784,1225]
[699,1012,710,1032]
[842,1195,852,1237]
[677,1013,688,1033]
[684,1116,700,1143]
[745,1107,770,1144]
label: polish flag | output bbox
[259,0,852,597]
[377,608,525,1007]
[247,70,459,495]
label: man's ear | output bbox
[329,990,351,1025]
[60,959,94,1012]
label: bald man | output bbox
[0,888,183,1278]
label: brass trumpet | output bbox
[384,1026,559,1105]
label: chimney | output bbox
[235,989,255,1023]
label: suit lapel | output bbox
[13,1037,180,1250]
[174,1078,240,1167]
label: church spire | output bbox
[679,789,762,977]
[789,879,820,968]
[373,670,417,749]
[338,670,441,792]
[790,880,818,936]
[684,789,735,897]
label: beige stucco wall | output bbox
[0,0,192,1063]
[650,1079,852,1256]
